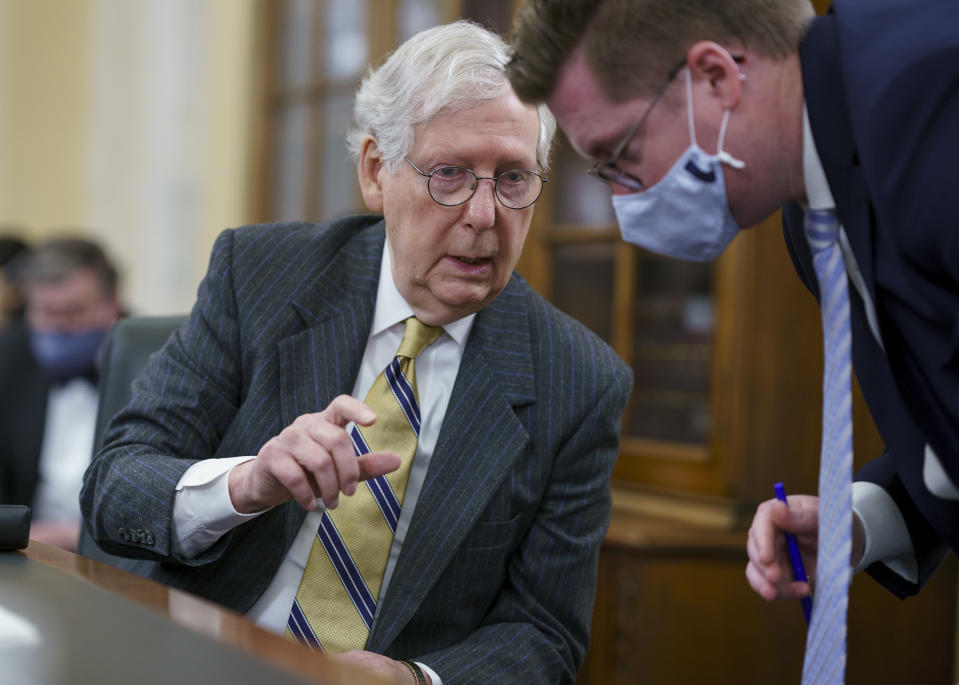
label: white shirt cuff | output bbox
[172,456,264,558]
[852,481,917,582]
[923,443,959,499]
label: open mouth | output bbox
[456,256,485,265]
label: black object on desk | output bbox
[0,505,30,550]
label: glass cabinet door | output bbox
[267,0,370,222]
[627,254,713,445]
[540,134,715,452]
[262,0,516,223]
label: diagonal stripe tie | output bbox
[802,208,853,685]
[286,316,441,654]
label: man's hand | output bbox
[228,395,401,513]
[334,651,431,684]
[745,494,819,601]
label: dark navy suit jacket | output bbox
[0,320,50,506]
[80,216,632,683]
[783,0,959,597]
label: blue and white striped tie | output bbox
[802,208,853,685]
[287,316,440,653]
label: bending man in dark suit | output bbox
[506,0,958,602]
[81,21,632,685]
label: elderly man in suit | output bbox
[81,20,631,685]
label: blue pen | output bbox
[774,482,812,624]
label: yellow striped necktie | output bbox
[287,316,441,653]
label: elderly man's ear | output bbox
[358,137,385,212]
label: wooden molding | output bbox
[609,482,753,532]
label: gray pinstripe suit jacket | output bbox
[80,215,632,683]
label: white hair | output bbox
[346,20,556,173]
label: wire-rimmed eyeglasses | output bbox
[587,60,687,193]
[405,157,548,210]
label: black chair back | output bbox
[78,315,187,565]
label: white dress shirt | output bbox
[33,378,98,523]
[171,243,472,684]
[802,105,955,582]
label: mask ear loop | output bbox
[716,109,746,169]
[688,62,746,168]
[684,67,697,146]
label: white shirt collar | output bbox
[802,103,836,211]
[370,239,475,347]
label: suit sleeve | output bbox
[857,453,950,598]
[845,5,959,482]
[877,63,959,487]
[80,229,245,564]
[418,341,632,684]
[834,5,959,588]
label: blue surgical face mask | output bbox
[612,67,745,261]
[29,328,107,382]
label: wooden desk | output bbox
[0,542,388,685]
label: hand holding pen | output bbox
[745,485,819,621]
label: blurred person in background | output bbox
[0,236,122,550]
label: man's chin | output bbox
[415,285,501,325]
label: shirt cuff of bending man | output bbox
[172,457,444,685]
[852,482,917,581]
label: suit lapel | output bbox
[276,225,383,539]
[278,227,383,426]
[6,323,50,504]
[368,276,537,652]
[15,366,49,505]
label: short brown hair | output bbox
[508,0,815,102]
[19,237,119,297]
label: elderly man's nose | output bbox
[463,180,497,231]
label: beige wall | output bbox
[0,0,92,232]
[0,0,260,314]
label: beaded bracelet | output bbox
[401,660,427,685]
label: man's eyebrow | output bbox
[495,156,539,170]
[575,123,632,161]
